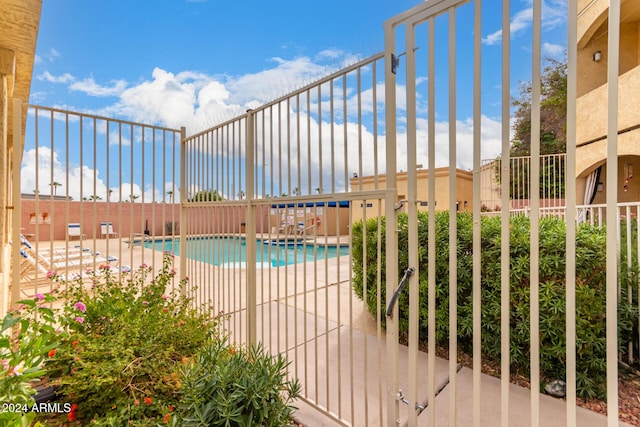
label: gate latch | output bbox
[386,267,415,318]
[396,389,426,414]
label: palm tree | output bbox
[167,190,174,203]
[50,181,62,196]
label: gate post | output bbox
[179,126,187,293]
[10,98,22,310]
[383,17,400,427]
[245,110,257,345]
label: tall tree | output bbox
[50,181,62,196]
[510,58,567,156]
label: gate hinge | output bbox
[391,53,402,75]
[391,47,420,74]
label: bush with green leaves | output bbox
[352,211,639,399]
[0,292,63,427]
[177,339,301,427]
[43,254,218,426]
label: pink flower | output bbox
[74,302,86,313]
[75,316,84,324]
[34,293,45,300]
[46,271,57,279]
[142,301,149,305]
[170,268,177,276]
[161,294,167,300]
[139,263,148,269]
[99,264,111,270]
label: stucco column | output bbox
[0,46,15,316]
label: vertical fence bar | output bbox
[530,0,542,425]
[606,2,620,425]
[383,15,400,427]
[500,0,512,425]
[566,0,578,424]
[246,110,257,345]
[405,20,419,427]
[179,127,187,287]
[472,1,482,425]
[427,15,437,427]
[448,7,459,425]
[245,110,258,344]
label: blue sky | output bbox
[24,0,568,199]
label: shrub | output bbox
[178,339,301,427]
[44,254,218,426]
[0,293,63,427]
[352,211,639,399]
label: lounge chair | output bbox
[20,234,117,273]
[100,222,118,238]
[67,223,86,240]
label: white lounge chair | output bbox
[67,223,86,240]
[100,222,118,238]
[20,234,117,273]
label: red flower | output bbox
[143,397,152,405]
[72,340,79,347]
[163,413,171,423]
[68,403,78,422]
[48,349,56,357]
[133,399,140,406]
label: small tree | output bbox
[190,190,223,202]
[510,58,567,156]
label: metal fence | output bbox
[11,0,637,426]
[181,51,391,424]
[11,103,183,301]
[480,154,566,213]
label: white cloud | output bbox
[70,77,127,97]
[483,1,566,46]
[38,71,75,84]
[21,147,108,202]
[542,42,565,58]
[35,50,506,197]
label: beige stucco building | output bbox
[0,0,42,315]
[349,168,473,224]
[576,0,640,205]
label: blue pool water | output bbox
[144,236,350,267]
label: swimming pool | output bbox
[144,236,350,267]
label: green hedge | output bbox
[352,212,639,399]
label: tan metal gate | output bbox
[383,1,627,427]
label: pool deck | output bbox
[17,235,632,427]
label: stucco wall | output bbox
[576,65,640,145]
[349,169,474,224]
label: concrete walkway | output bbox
[285,302,633,427]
